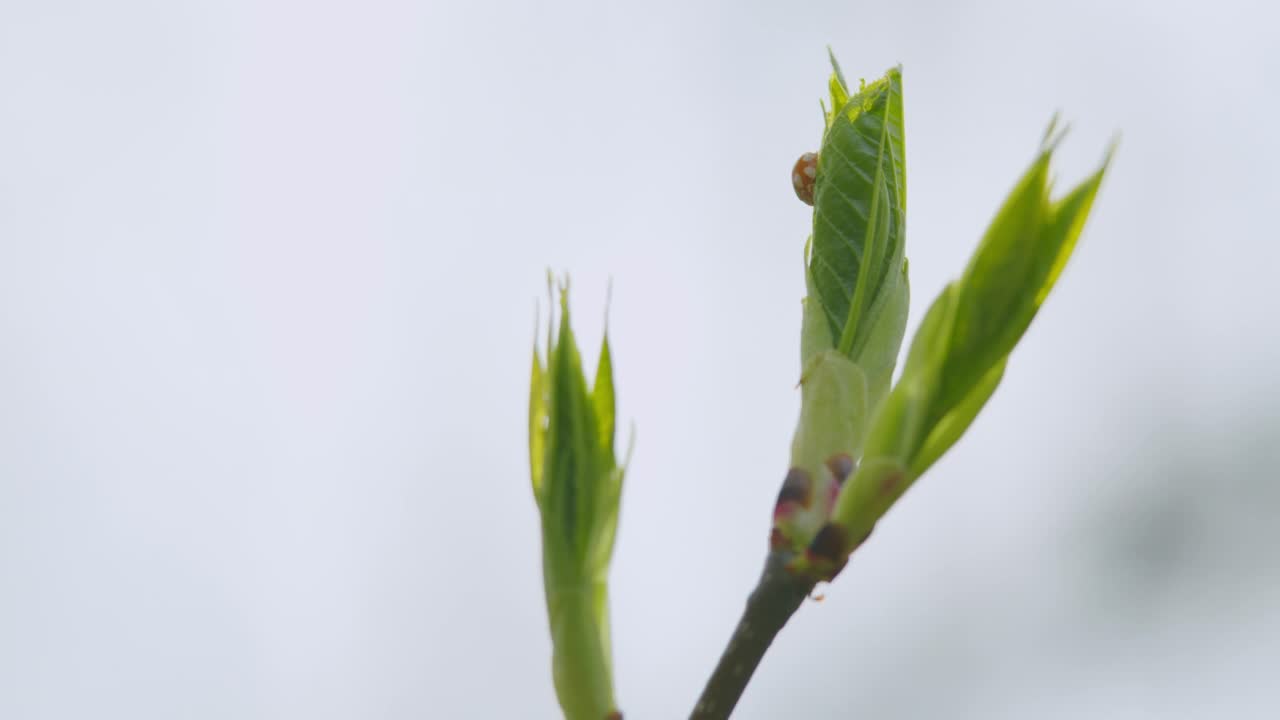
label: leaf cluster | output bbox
[830,124,1113,545]
[529,278,626,588]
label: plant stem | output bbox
[548,581,617,720]
[689,550,814,720]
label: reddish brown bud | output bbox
[774,467,813,509]
[825,453,855,485]
[808,522,850,562]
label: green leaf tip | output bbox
[528,273,629,720]
[814,125,1112,578]
[826,47,848,92]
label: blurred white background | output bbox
[2,1,1277,718]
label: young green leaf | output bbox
[592,336,615,460]
[530,346,547,500]
[808,63,908,395]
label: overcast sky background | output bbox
[2,1,1278,718]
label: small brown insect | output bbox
[792,152,818,205]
